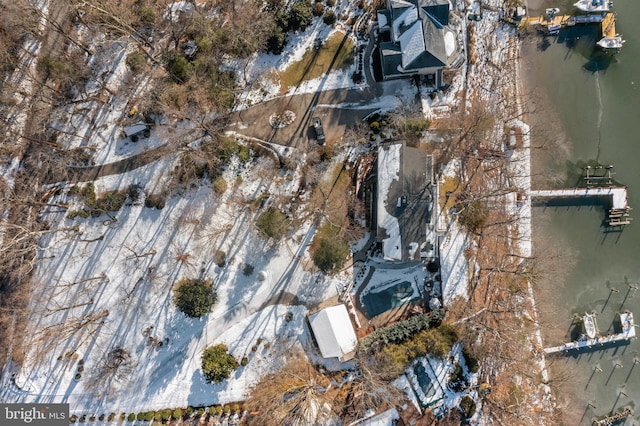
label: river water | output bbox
[520,0,640,424]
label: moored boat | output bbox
[597,36,625,50]
[574,0,612,13]
[583,313,598,339]
[547,23,562,34]
[545,7,560,16]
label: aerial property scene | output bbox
[0,0,637,425]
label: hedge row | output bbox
[359,309,445,353]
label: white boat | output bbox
[545,7,560,16]
[573,0,612,13]
[583,313,598,339]
[547,23,562,34]
[597,36,625,50]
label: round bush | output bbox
[256,208,288,240]
[201,344,239,383]
[241,357,248,366]
[323,10,337,25]
[174,278,217,318]
[313,2,324,16]
[127,413,135,422]
[313,236,350,274]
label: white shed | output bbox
[309,304,357,361]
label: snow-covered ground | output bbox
[229,3,365,110]
[1,150,344,413]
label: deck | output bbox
[530,186,628,210]
[544,312,636,355]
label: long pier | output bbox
[544,312,636,355]
[530,186,631,226]
[530,187,628,210]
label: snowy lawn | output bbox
[1,153,344,414]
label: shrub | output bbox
[144,411,155,421]
[126,51,147,74]
[238,147,251,163]
[288,1,313,31]
[212,176,227,195]
[154,411,163,422]
[70,415,77,423]
[127,413,135,422]
[241,357,248,366]
[98,414,105,421]
[89,415,96,422]
[449,362,468,392]
[359,310,445,352]
[460,395,477,418]
[186,406,194,416]
[456,200,488,233]
[465,354,480,376]
[79,415,86,422]
[224,405,231,414]
[165,52,192,83]
[256,208,289,240]
[144,193,166,209]
[174,278,217,318]
[215,406,223,416]
[323,10,337,25]
[312,231,350,274]
[202,344,239,383]
[215,250,226,267]
[161,410,172,421]
[172,409,183,419]
[243,263,254,276]
[285,311,294,322]
[313,2,324,16]
[119,413,126,421]
[74,373,81,380]
[136,412,145,421]
[108,413,116,421]
[326,0,336,6]
[197,408,205,416]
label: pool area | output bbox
[362,280,420,317]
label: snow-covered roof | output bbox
[400,21,426,69]
[444,30,456,57]
[377,143,402,261]
[392,6,419,42]
[377,10,390,29]
[309,305,357,361]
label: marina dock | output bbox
[544,312,636,355]
[517,11,624,50]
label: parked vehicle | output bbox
[312,117,325,145]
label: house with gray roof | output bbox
[377,0,460,84]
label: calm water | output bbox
[522,0,640,424]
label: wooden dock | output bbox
[544,312,636,355]
[530,187,628,209]
[518,11,623,50]
[530,186,631,226]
